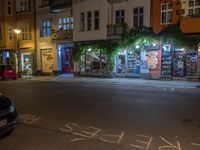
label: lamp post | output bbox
[14,29,21,78]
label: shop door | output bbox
[61,48,73,73]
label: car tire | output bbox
[0,129,14,139]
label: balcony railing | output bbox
[50,0,72,12]
[52,29,73,41]
[107,24,123,39]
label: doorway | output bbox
[61,47,73,73]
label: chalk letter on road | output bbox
[73,126,101,139]
[100,132,125,144]
[191,143,200,147]
[129,134,153,149]
[60,122,79,132]
[159,137,182,150]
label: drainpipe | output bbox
[34,0,37,75]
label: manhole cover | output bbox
[182,119,200,128]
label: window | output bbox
[7,0,12,16]
[20,0,30,12]
[94,10,99,30]
[188,0,200,16]
[116,10,124,24]
[80,12,85,31]
[41,19,52,37]
[161,3,173,24]
[87,12,92,31]
[58,17,73,30]
[133,7,144,28]
[41,0,49,6]
[8,26,13,41]
[20,25,31,40]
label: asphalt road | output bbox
[0,79,200,150]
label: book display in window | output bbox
[173,49,185,77]
[161,45,172,77]
[186,50,198,76]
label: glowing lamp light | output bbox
[135,45,140,49]
[88,48,92,52]
[152,43,156,46]
[14,29,21,34]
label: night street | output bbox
[0,78,200,150]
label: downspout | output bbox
[34,0,37,75]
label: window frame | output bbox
[133,7,144,28]
[161,3,173,25]
[41,18,52,37]
[188,0,200,16]
[94,10,99,30]
[116,10,125,24]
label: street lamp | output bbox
[14,29,21,78]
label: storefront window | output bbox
[117,53,126,73]
[22,54,32,74]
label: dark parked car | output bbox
[0,94,18,138]
[0,65,17,80]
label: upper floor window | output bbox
[161,3,173,24]
[20,24,31,40]
[8,26,13,41]
[133,7,144,28]
[87,12,92,31]
[80,12,85,31]
[58,17,73,30]
[188,0,200,16]
[19,0,30,12]
[41,0,49,6]
[94,10,99,30]
[7,0,13,16]
[41,19,52,37]
[116,10,124,24]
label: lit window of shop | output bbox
[87,11,92,31]
[161,3,173,24]
[80,12,85,31]
[7,0,13,16]
[116,10,125,24]
[41,19,52,37]
[81,49,107,73]
[94,10,99,30]
[133,7,144,28]
[8,26,13,41]
[188,0,200,16]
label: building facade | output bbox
[73,0,152,77]
[36,0,74,75]
[0,0,36,75]
[152,0,200,78]
[0,0,17,69]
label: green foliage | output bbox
[73,40,119,61]
[159,24,200,49]
[118,25,158,49]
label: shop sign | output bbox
[145,45,160,50]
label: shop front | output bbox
[115,49,141,77]
[41,49,53,74]
[0,50,16,66]
[79,48,107,76]
[21,53,33,75]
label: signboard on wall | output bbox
[41,50,53,73]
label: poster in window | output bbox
[42,50,53,73]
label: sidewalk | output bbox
[20,74,200,89]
